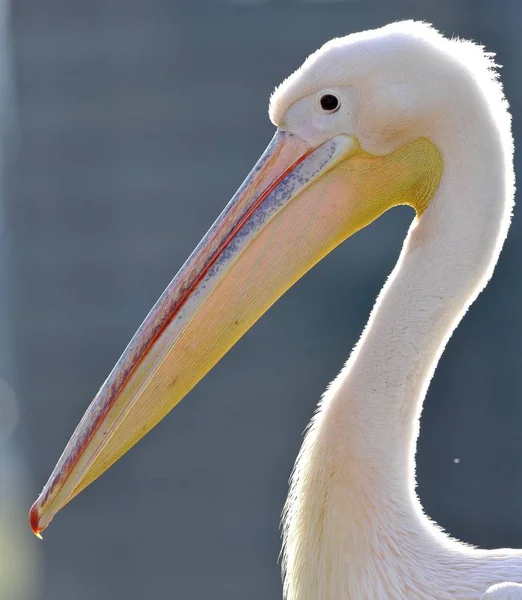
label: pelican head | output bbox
[30,21,504,556]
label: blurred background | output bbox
[1,0,522,599]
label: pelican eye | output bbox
[319,93,340,113]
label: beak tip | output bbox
[29,499,45,539]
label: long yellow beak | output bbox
[30,130,442,536]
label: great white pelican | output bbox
[30,21,522,599]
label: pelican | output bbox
[30,21,522,599]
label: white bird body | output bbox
[272,23,522,600]
[31,21,522,600]
[276,22,522,600]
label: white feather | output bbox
[272,21,520,600]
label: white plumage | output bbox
[270,21,522,600]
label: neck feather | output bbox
[282,88,517,599]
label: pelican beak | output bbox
[30,129,442,536]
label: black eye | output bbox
[320,93,340,113]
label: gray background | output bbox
[2,1,522,599]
